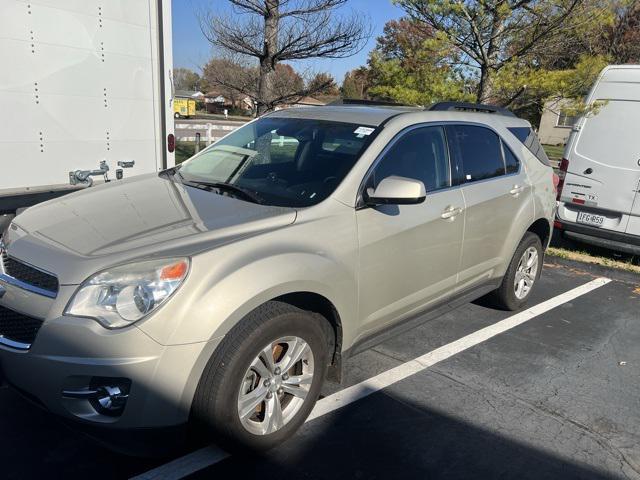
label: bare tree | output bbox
[199,0,370,114]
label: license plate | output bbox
[577,211,605,227]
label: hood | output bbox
[5,174,296,284]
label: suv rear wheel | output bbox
[492,232,543,310]
[191,301,329,451]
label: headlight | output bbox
[65,258,190,329]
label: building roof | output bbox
[175,90,203,98]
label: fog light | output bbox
[89,377,131,416]
[62,377,131,417]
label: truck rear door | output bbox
[560,100,640,233]
[627,177,640,235]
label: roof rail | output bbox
[329,98,414,108]
[428,101,516,117]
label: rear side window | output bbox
[369,126,450,192]
[508,127,550,166]
[446,125,504,183]
[503,143,519,174]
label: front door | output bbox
[356,125,464,335]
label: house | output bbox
[204,92,253,114]
[537,99,580,145]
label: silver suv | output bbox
[0,102,555,452]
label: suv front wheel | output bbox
[192,301,329,451]
[492,232,543,310]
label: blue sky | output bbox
[171,0,405,83]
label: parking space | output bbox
[1,262,638,480]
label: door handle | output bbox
[441,206,464,219]
[509,185,525,196]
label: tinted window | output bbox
[503,142,519,174]
[369,126,450,192]
[178,118,378,207]
[507,127,551,166]
[446,125,504,182]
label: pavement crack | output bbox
[427,367,640,479]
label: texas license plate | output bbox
[577,211,605,227]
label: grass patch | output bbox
[543,144,565,163]
[547,247,640,274]
[176,141,197,164]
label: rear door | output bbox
[446,124,532,289]
[561,100,640,233]
[627,175,640,235]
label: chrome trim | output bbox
[62,388,100,399]
[0,273,57,299]
[0,335,31,350]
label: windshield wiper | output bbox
[185,180,264,204]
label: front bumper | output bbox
[0,280,221,432]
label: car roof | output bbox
[266,105,531,129]
[267,105,419,126]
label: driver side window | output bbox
[369,126,451,192]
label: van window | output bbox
[508,127,551,166]
[446,125,504,183]
[369,126,450,192]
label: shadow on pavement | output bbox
[191,387,614,480]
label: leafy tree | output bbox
[366,18,472,105]
[202,58,255,108]
[307,73,339,96]
[395,0,587,102]
[341,67,370,99]
[200,0,370,114]
[173,67,202,91]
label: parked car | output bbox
[556,65,640,255]
[0,101,555,452]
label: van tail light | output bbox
[167,134,176,153]
[556,158,569,200]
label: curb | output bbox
[545,254,640,285]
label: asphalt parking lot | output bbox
[1,260,638,480]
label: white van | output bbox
[0,0,175,231]
[556,65,640,255]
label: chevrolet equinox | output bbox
[0,102,556,452]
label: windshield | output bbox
[176,117,379,207]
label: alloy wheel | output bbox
[514,246,539,300]
[237,336,314,436]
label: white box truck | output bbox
[0,0,175,231]
[556,65,640,255]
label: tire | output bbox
[191,301,329,451]
[174,112,181,119]
[491,232,543,311]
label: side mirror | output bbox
[365,175,426,206]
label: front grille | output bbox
[1,252,59,294]
[0,304,44,347]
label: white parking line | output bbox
[131,277,611,480]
